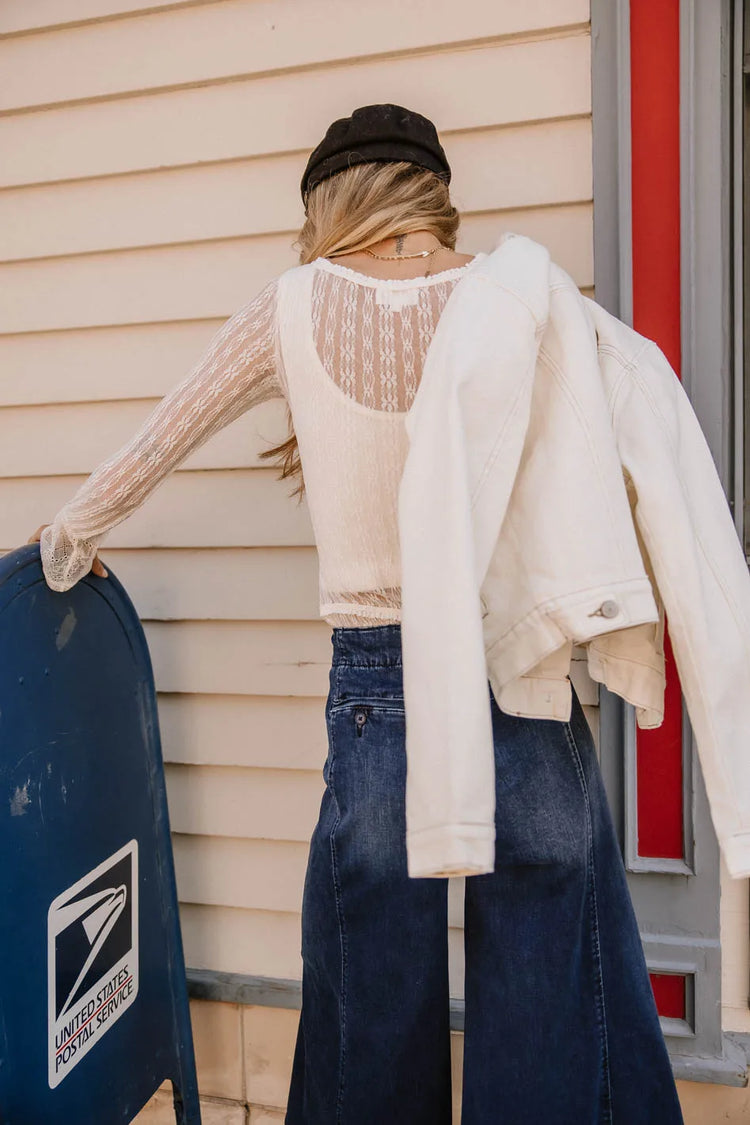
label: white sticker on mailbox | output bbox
[48,839,139,1088]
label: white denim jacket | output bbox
[398,232,750,882]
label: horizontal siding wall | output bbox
[0,0,595,1000]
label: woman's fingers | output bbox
[90,554,108,579]
[27,523,50,544]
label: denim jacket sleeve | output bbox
[613,337,750,878]
[397,265,544,879]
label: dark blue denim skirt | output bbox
[284,623,685,1125]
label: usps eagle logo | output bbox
[47,840,139,1087]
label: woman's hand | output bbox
[27,524,109,578]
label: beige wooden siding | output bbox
[0,0,594,1000]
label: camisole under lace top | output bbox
[40,251,488,626]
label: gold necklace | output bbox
[363,244,442,260]
[327,237,445,277]
[361,236,445,278]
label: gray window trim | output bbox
[592,0,748,1086]
[623,697,695,877]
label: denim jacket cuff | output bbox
[721,831,750,880]
[405,822,496,879]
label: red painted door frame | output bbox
[629,0,686,1020]
[630,0,685,863]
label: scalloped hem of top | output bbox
[321,601,403,627]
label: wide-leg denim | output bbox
[285,624,685,1125]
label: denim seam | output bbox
[327,700,405,715]
[563,719,614,1124]
[330,659,403,669]
[326,680,348,1124]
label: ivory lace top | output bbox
[40,251,487,625]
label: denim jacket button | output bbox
[600,599,620,618]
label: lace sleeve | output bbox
[40,275,284,592]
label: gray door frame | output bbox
[591,0,749,1085]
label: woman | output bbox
[27,104,685,1124]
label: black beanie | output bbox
[300,103,451,205]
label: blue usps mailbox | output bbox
[0,545,201,1124]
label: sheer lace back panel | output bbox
[275,255,484,626]
[310,257,477,413]
[40,252,485,625]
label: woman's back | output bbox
[38,252,486,618]
[282,253,484,624]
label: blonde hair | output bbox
[257,159,461,501]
